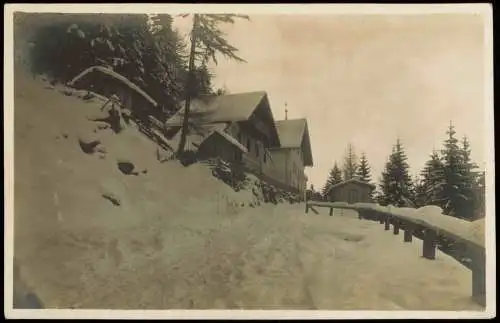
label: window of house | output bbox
[238,132,242,143]
[263,151,267,163]
[246,138,251,152]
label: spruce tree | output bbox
[342,143,358,181]
[357,152,375,200]
[322,162,342,200]
[440,122,469,218]
[419,150,446,207]
[23,12,214,120]
[458,136,479,219]
[332,163,343,184]
[378,138,414,207]
[356,152,372,182]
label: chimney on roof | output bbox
[285,102,288,120]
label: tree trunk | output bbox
[177,14,199,156]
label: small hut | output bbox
[169,122,248,164]
[67,66,159,128]
[198,128,248,163]
[327,178,375,204]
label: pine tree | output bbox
[440,122,469,218]
[419,150,446,207]
[177,14,249,155]
[458,136,479,219]
[322,162,342,200]
[356,152,372,182]
[356,152,374,200]
[23,12,214,122]
[149,14,190,116]
[342,143,358,181]
[379,146,395,207]
[379,138,414,207]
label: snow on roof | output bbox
[166,122,248,154]
[67,66,158,107]
[273,118,313,166]
[208,129,248,153]
[308,201,484,248]
[165,91,269,126]
[168,123,228,152]
[275,118,306,147]
[329,178,376,191]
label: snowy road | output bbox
[17,204,479,310]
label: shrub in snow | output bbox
[178,150,198,166]
[211,158,249,192]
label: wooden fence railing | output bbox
[305,200,486,307]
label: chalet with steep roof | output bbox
[267,118,314,196]
[165,91,281,174]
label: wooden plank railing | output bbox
[305,200,486,307]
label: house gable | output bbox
[165,91,281,148]
[327,178,376,196]
[274,118,313,167]
[329,181,374,204]
[245,95,281,148]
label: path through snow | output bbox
[17,204,481,310]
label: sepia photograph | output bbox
[4,3,495,319]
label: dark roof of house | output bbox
[329,178,376,192]
[167,123,247,154]
[272,118,313,166]
[169,123,227,152]
[164,91,269,126]
[165,91,281,147]
[67,66,158,107]
[208,129,248,153]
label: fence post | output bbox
[329,207,333,216]
[403,222,413,242]
[379,213,385,224]
[471,245,486,307]
[384,216,390,231]
[422,229,437,260]
[305,202,309,214]
[393,220,400,235]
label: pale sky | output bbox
[173,13,488,190]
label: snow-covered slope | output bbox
[13,68,264,307]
